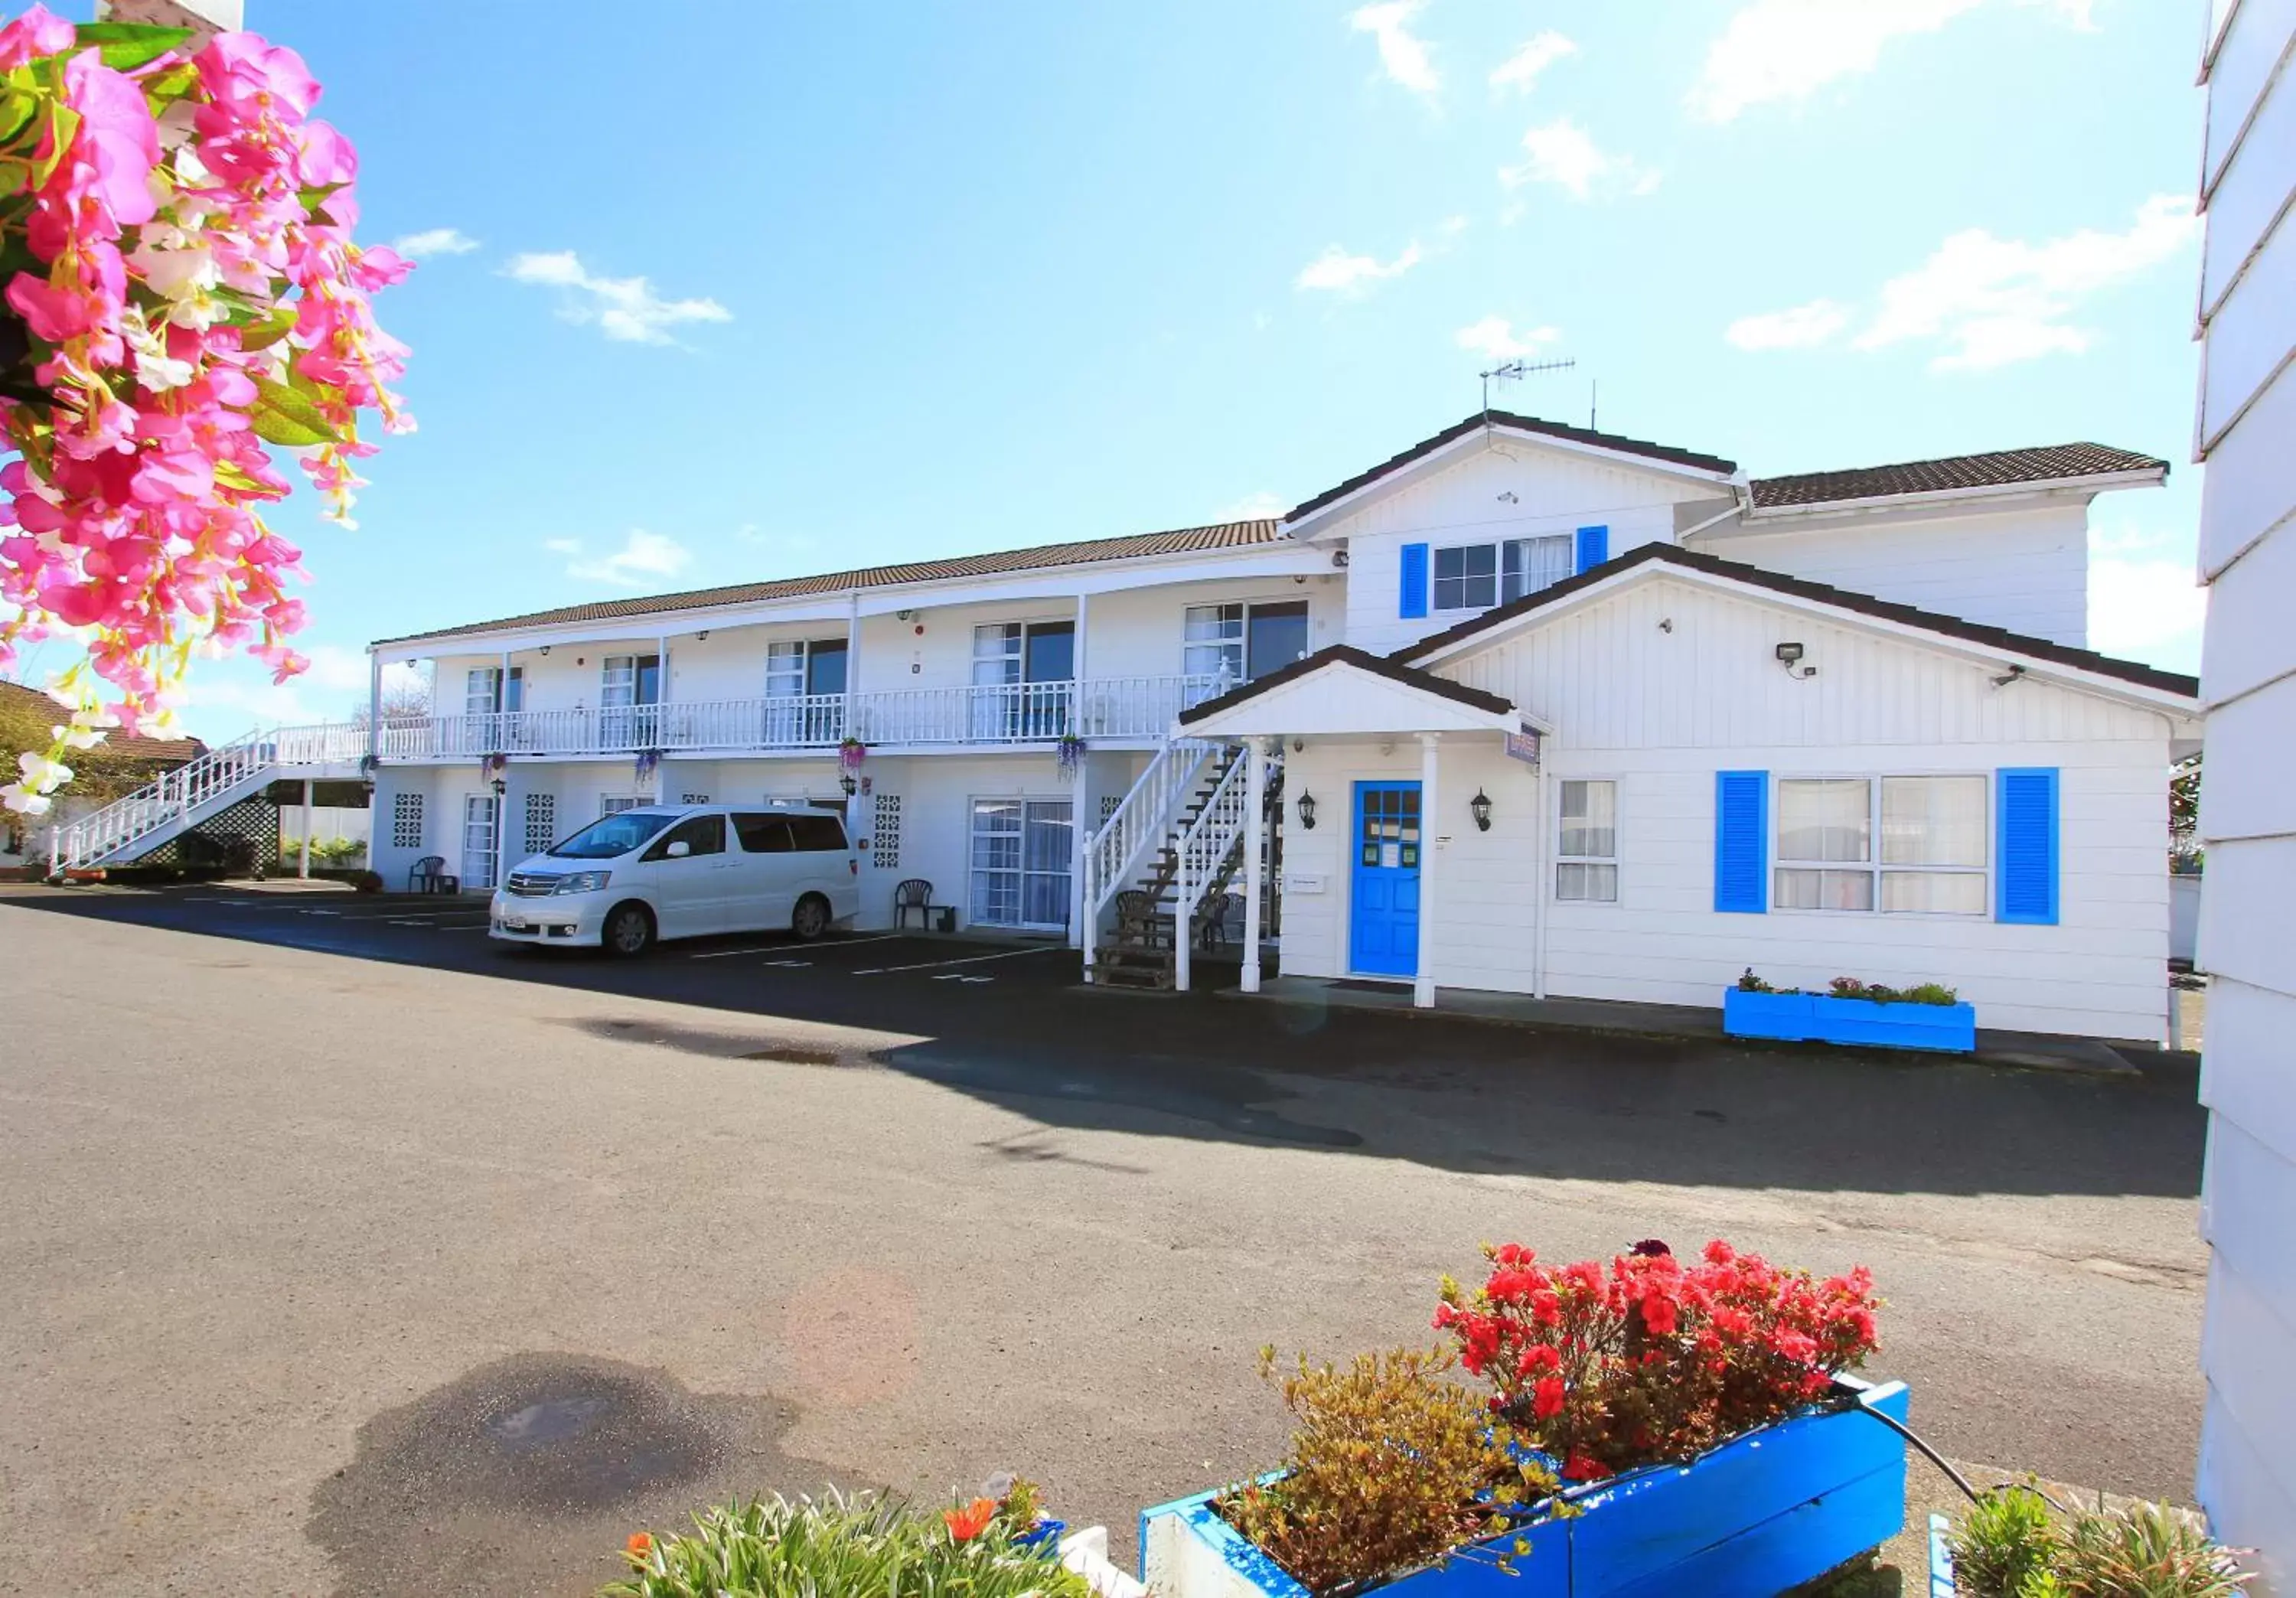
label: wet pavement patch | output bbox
[308,1352,859,1597]
[743,1045,842,1065]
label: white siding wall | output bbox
[1322,442,1716,656]
[1082,574,1345,680]
[1275,577,2176,1039]
[2193,0,2296,1577]
[1694,503,2092,647]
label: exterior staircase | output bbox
[55,721,366,871]
[1081,739,1283,992]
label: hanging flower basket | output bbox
[633,748,662,781]
[837,736,867,775]
[478,752,507,782]
[1056,734,1088,778]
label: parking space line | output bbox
[687,933,905,960]
[853,944,1066,976]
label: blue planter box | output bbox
[1723,989,1976,1054]
[1140,1379,1909,1598]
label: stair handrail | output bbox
[59,726,264,868]
[1081,736,1216,928]
[1169,746,1282,992]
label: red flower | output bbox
[1641,1293,1679,1336]
[625,1532,654,1559]
[1515,1344,1562,1378]
[1563,1453,1613,1482]
[944,1498,997,1542]
[1532,1375,1566,1419]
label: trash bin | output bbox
[931,906,957,934]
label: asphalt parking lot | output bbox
[0,882,2212,1596]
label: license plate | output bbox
[503,917,529,931]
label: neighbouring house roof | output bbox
[1285,411,1743,523]
[0,680,207,765]
[1395,543,2202,700]
[1176,644,1516,728]
[373,519,1287,647]
[1746,444,2168,510]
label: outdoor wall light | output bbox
[839,773,859,797]
[539,645,550,655]
[1469,789,1492,831]
[1775,641,1816,680]
[1296,791,1318,830]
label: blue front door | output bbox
[1350,781,1423,977]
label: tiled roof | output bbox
[373,519,1285,647]
[1394,543,2200,700]
[0,679,207,764]
[1284,411,1742,523]
[1175,644,1515,727]
[1748,445,2167,510]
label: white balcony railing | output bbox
[367,673,1227,761]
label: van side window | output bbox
[731,814,793,853]
[788,814,850,852]
[644,814,726,860]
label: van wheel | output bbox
[603,902,656,957]
[791,893,831,942]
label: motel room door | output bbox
[1349,781,1421,977]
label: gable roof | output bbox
[1395,543,2200,700]
[1748,444,2167,510]
[375,519,1285,647]
[0,680,206,765]
[1284,411,1743,523]
[1176,644,1515,728]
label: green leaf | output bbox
[28,101,77,190]
[239,305,298,352]
[249,376,346,448]
[72,22,194,73]
[0,156,29,198]
[142,62,198,102]
[0,87,37,146]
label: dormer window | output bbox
[1433,535,1577,612]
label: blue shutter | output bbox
[1574,524,1609,574]
[1714,770,1768,913]
[1399,542,1430,619]
[1997,768,2060,925]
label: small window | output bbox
[1775,775,1986,915]
[788,814,850,852]
[1433,544,1498,611]
[1501,535,1574,603]
[644,813,725,861]
[731,814,792,853]
[1183,603,1244,684]
[1556,779,1618,903]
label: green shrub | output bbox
[600,1489,1091,1598]
[1949,1486,2058,1598]
[1217,1346,1557,1597]
[2056,1499,2252,1597]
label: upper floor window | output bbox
[767,639,847,698]
[1433,535,1575,612]
[464,667,523,716]
[1184,601,1309,683]
[1775,775,1987,915]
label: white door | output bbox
[461,794,498,890]
[968,799,1071,930]
[641,812,732,938]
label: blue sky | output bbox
[20,0,2212,737]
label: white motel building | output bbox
[64,409,2203,1042]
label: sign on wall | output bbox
[1505,724,1541,767]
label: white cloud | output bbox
[1689,0,2097,124]
[1454,315,1561,362]
[1213,491,1289,522]
[2090,556,2205,664]
[1349,0,1439,96]
[390,227,478,259]
[1854,194,2197,371]
[1725,298,1854,351]
[1491,31,1577,94]
[1295,240,1424,294]
[553,529,693,588]
[296,644,374,693]
[1499,118,1658,201]
[504,250,732,345]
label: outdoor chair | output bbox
[1197,890,1246,951]
[892,878,934,929]
[409,855,459,895]
[1114,888,1173,950]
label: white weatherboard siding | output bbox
[2193,0,2296,1579]
[1322,441,1716,656]
[1433,577,2175,1040]
[1693,503,2091,647]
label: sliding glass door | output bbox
[968,798,1073,930]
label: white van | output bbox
[489,803,859,956]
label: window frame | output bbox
[1433,533,1580,615]
[1771,772,1991,918]
[1554,775,1621,905]
[1432,543,1499,612]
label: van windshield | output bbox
[548,810,677,859]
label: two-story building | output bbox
[351,409,2199,1041]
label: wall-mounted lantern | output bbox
[1296,791,1317,830]
[1469,788,1493,832]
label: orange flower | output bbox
[942,1497,997,1542]
[626,1532,654,1558]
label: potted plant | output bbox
[1142,1238,1905,1598]
[1724,970,1978,1053]
[1932,1485,2253,1596]
[1056,733,1088,778]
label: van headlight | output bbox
[552,870,611,895]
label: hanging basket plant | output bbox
[0,8,411,815]
[1055,733,1087,779]
[478,752,507,783]
[837,735,866,775]
[633,748,662,781]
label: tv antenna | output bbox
[1480,356,1576,414]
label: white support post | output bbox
[1068,591,1090,951]
[1532,760,1551,1001]
[365,651,383,765]
[1242,739,1266,993]
[1415,733,1440,1009]
[1174,835,1192,994]
[298,778,314,879]
[845,591,860,734]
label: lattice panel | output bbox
[680,792,710,805]
[391,791,424,851]
[140,798,282,871]
[523,792,556,856]
[1099,794,1120,827]
[872,793,902,868]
